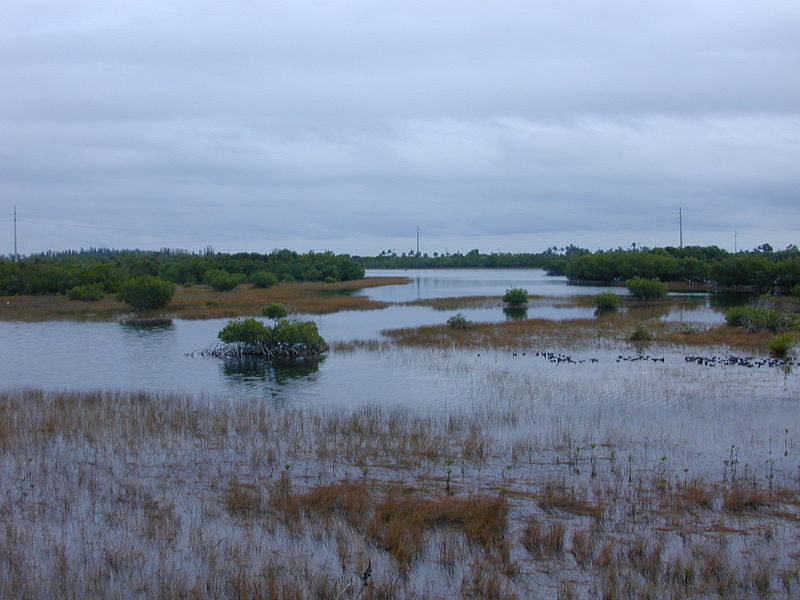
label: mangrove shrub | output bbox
[252,270,279,288]
[67,283,106,302]
[628,324,653,342]
[626,277,668,300]
[205,269,243,291]
[725,305,797,333]
[447,313,473,329]
[215,317,327,359]
[116,276,175,311]
[768,333,795,358]
[262,303,288,321]
[594,292,619,311]
[218,318,270,344]
[503,287,529,306]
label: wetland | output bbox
[1,269,798,599]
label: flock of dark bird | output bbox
[494,351,796,370]
[684,354,796,369]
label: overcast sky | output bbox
[1,0,798,256]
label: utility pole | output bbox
[678,208,683,249]
[734,230,737,253]
[13,206,17,262]
[416,226,420,256]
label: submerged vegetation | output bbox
[0,388,797,599]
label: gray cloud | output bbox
[1,0,798,255]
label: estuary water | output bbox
[1,268,795,473]
[1,269,729,400]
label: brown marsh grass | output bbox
[1,388,798,599]
[368,492,508,570]
[0,276,408,321]
[379,310,798,351]
[538,480,604,520]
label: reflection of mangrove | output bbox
[222,356,322,383]
[316,288,358,297]
[708,292,758,309]
[625,303,672,320]
[119,318,174,331]
[503,307,528,321]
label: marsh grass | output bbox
[538,480,604,520]
[377,308,798,351]
[402,296,505,310]
[0,277,408,321]
[0,388,797,599]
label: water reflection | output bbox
[221,357,322,385]
[503,307,528,321]
[627,304,672,320]
[708,292,758,309]
[120,318,175,332]
[317,288,358,297]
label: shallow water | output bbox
[1,269,731,398]
[1,269,796,600]
[361,268,621,302]
[0,268,795,476]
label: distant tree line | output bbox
[0,248,364,296]
[357,244,800,293]
[356,245,590,270]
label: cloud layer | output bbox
[2,1,798,254]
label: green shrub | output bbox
[626,277,668,300]
[768,333,795,358]
[268,319,326,349]
[218,318,270,344]
[628,324,653,342]
[503,287,529,306]
[116,276,176,311]
[66,283,106,302]
[792,283,800,297]
[205,269,243,292]
[447,313,473,329]
[262,303,288,321]
[725,306,797,332]
[252,270,279,288]
[217,317,327,357]
[594,292,619,311]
